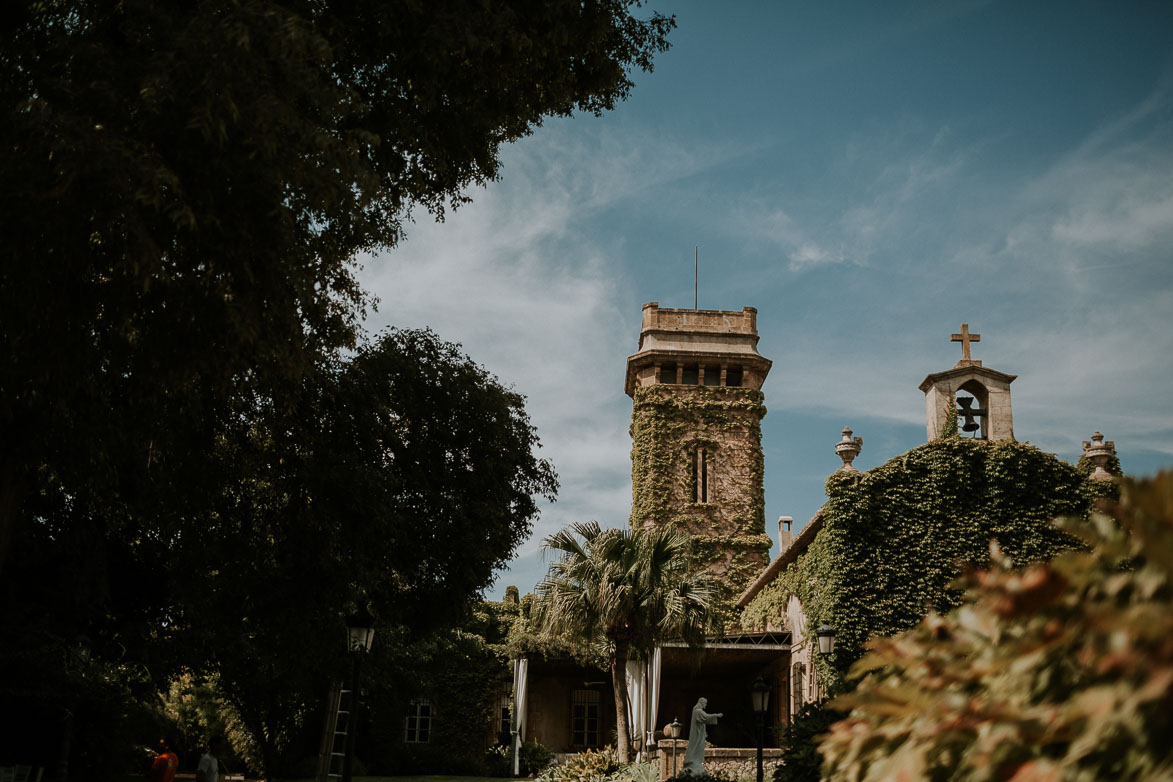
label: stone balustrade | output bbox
[653,739,783,781]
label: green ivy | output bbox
[940,401,959,438]
[740,437,1110,690]
[629,384,770,617]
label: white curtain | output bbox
[646,646,662,748]
[512,657,529,776]
[625,658,646,759]
[624,647,663,761]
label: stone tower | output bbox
[625,302,773,609]
[919,324,1016,441]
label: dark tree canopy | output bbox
[1,329,557,773]
[0,0,669,772]
[0,0,673,572]
[176,329,555,774]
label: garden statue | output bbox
[684,697,723,775]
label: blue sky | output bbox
[360,0,1173,599]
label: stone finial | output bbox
[1081,431,1116,481]
[835,427,863,473]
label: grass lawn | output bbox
[290,777,504,782]
[290,778,506,782]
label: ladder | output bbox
[316,680,351,782]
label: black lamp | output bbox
[816,624,837,656]
[750,677,770,713]
[346,604,376,653]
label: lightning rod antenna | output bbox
[694,245,698,310]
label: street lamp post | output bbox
[667,718,683,779]
[342,605,375,782]
[751,678,770,782]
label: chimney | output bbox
[778,516,793,552]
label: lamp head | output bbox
[751,677,769,713]
[816,624,837,656]
[346,604,376,653]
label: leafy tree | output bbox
[1,0,669,770]
[169,328,556,776]
[0,0,673,573]
[819,472,1173,781]
[532,522,717,763]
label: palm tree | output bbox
[532,521,717,764]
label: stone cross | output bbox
[951,324,981,361]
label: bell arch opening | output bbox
[956,379,990,440]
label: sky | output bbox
[359,0,1173,600]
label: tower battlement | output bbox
[625,302,772,396]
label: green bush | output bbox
[772,703,843,782]
[537,746,619,782]
[484,743,512,777]
[520,739,555,775]
[622,761,661,782]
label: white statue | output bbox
[683,697,722,775]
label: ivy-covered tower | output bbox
[625,302,773,609]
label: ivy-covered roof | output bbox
[739,435,1118,687]
[736,508,824,608]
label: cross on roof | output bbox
[951,324,980,361]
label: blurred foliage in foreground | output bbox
[821,471,1173,781]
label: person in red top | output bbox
[151,738,180,782]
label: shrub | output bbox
[537,746,619,782]
[520,739,555,775]
[772,703,843,782]
[484,743,512,778]
[622,760,661,782]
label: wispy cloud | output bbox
[355,72,1173,593]
[357,121,749,594]
[715,81,1173,469]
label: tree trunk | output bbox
[610,643,632,764]
[0,458,21,577]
